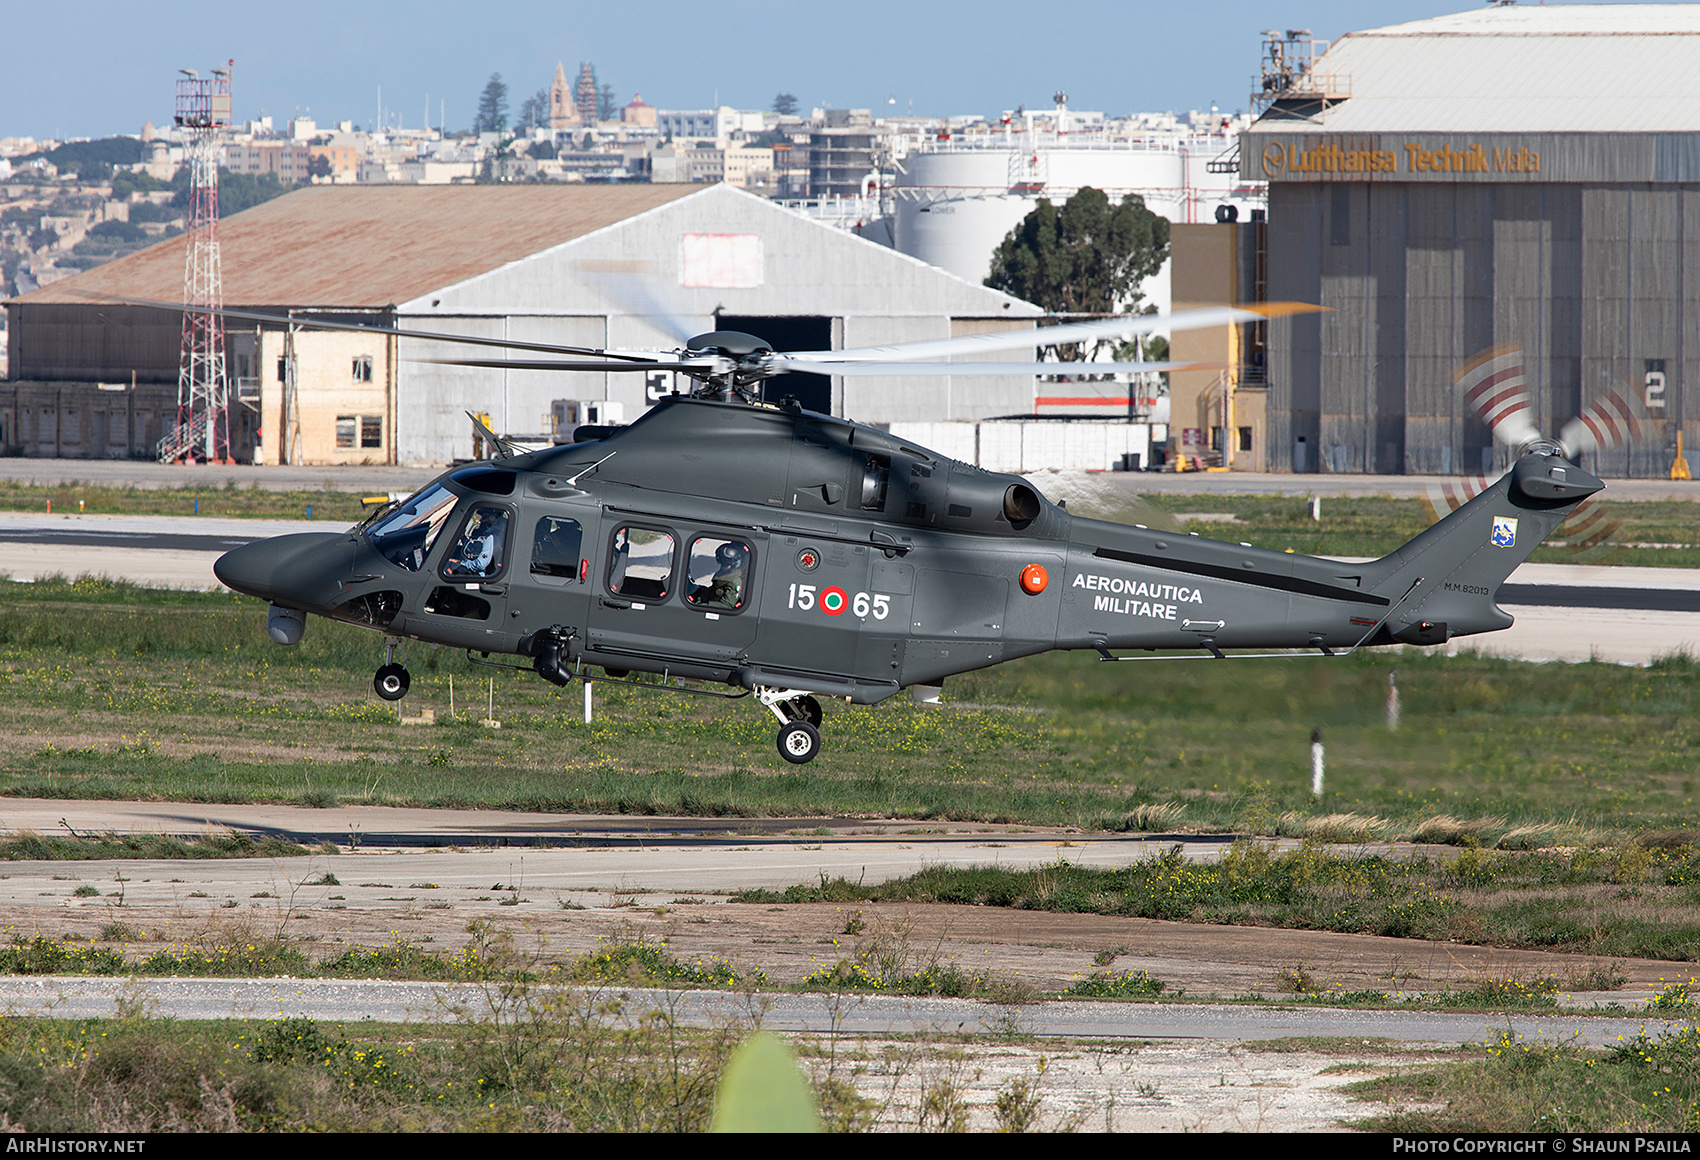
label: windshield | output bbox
[368,484,460,571]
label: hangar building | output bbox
[4,184,1037,465]
[1240,5,1700,477]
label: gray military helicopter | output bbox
[210,304,1604,764]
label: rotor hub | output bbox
[682,331,776,402]
[685,331,773,359]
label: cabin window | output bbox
[440,505,511,581]
[369,484,459,571]
[608,525,676,602]
[530,516,584,578]
[684,536,753,611]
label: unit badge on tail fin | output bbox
[1491,516,1518,547]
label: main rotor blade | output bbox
[410,357,705,373]
[767,359,1210,377]
[575,261,706,346]
[781,303,1321,365]
[67,291,660,363]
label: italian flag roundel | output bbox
[820,586,849,616]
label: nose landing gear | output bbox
[374,637,411,701]
[756,686,825,764]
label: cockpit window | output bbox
[368,484,459,572]
[441,506,511,580]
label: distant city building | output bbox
[679,144,776,188]
[810,112,881,198]
[622,93,656,128]
[723,146,775,190]
[222,140,314,183]
[655,107,764,142]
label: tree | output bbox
[985,187,1169,360]
[170,168,291,215]
[772,92,799,117]
[598,83,617,123]
[110,170,167,201]
[21,137,144,176]
[474,73,509,134]
[517,87,550,132]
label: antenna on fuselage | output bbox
[466,411,519,459]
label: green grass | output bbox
[1,575,1699,842]
[1354,1025,1700,1132]
[0,927,758,987]
[0,480,372,521]
[0,830,309,861]
[0,1007,748,1131]
[733,842,1700,962]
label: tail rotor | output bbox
[1432,344,1636,563]
[1457,344,1541,450]
[1557,390,1642,458]
[1457,343,1645,460]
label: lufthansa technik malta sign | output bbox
[1254,138,1543,179]
[1246,132,1700,183]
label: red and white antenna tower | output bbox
[161,61,234,463]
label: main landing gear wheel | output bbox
[793,695,823,729]
[374,663,411,701]
[777,721,821,765]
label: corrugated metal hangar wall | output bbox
[1257,145,1700,478]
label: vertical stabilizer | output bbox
[1360,451,1603,643]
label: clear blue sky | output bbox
[0,1,1667,141]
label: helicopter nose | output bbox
[214,533,352,605]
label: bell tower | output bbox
[549,62,578,130]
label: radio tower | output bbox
[161,62,233,463]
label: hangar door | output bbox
[714,314,832,414]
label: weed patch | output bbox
[1355,1024,1700,1132]
[1066,970,1172,999]
[741,843,1700,962]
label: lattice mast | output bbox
[163,62,233,463]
